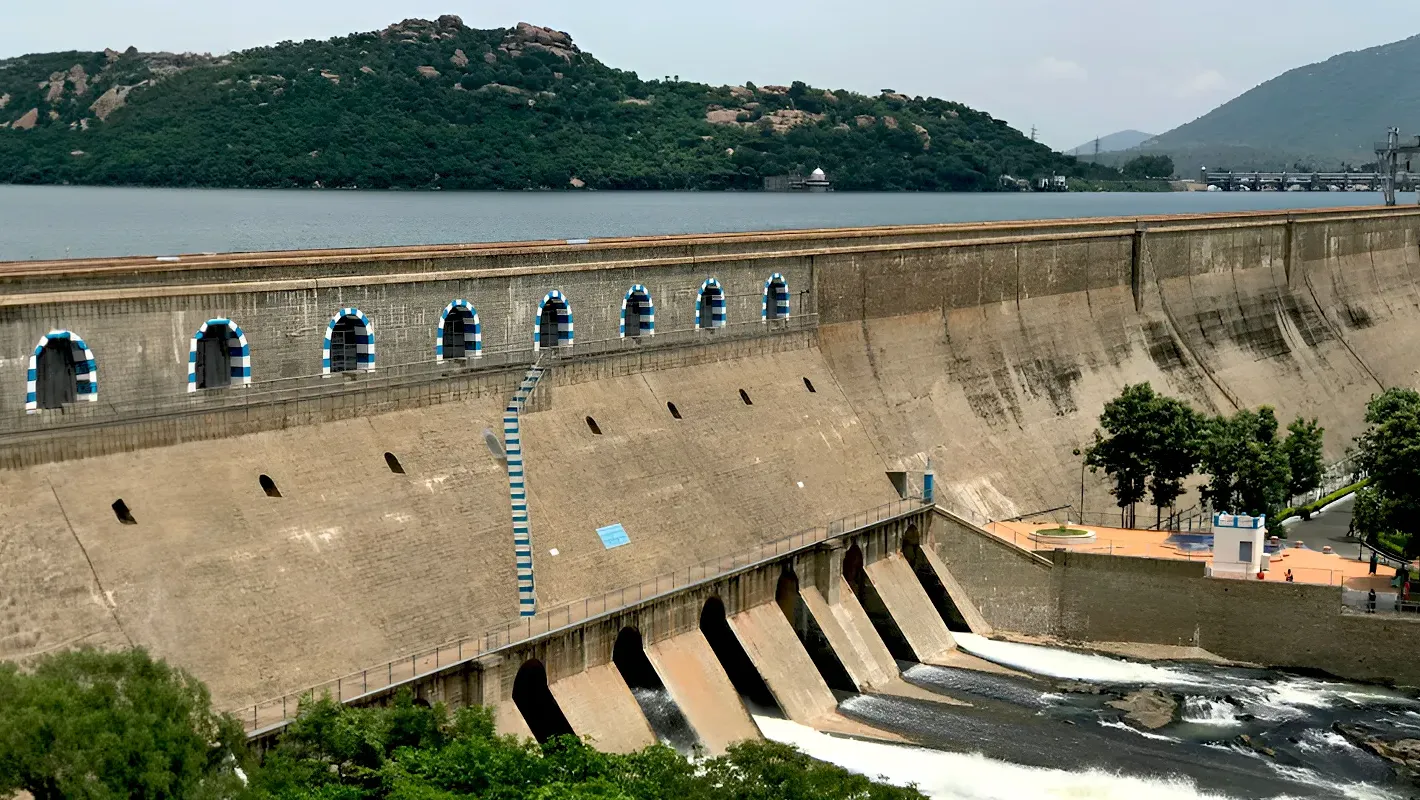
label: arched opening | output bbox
[384,452,405,474]
[621,285,654,339]
[585,416,602,435]
[259,475,281,498]
[697,279,726,330]
[111,499,136,525]
[803,377,817,393]
[843,544,915,661]
[325,310,374,374]
[613,627,699,751]
[36,339,78,409]
[902,525,971,632]
[439,302,480,360]
[763,274,790,321]
[28,331,96,412]
[777,568,855,692]
[535,292,572,352]
[738,389,752,406]
[699,597,778,714]
[194,324,233,390]
[667,402,682,420]
[511,659,575,744]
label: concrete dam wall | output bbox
[3,207,1419,721]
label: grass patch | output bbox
[1275,479,1369,525]
[1036,524,1092,537]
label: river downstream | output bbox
[756,634,1416,799]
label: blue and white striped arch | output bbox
[322,307,376,375]
[436,299,482,361]
[762,273,790,322]
[25,330,97,413]
[696,278,727,329]
[187,319,251,392]
[619,284,655,338]
[533,290,574,351]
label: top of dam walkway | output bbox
[2,204,1413,280]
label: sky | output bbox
[4,0,1420,151]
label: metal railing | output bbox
[234,494,925,735]
[1,314,817,436]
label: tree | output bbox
[0,649,247,800]
[1199,406,1292,521]
[1122,154,1175,179]
[1353,388,1420,556]
[1086,384,1157,528]
[1144,395,1204,527]
[1281,416,1325,499]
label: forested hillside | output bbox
[0,17,1114,191]
[1142,33,1420,169]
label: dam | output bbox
[5,206,1420,793]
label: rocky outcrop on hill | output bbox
[89,83,144,121]
[382,16,463,42]
[11,107,39,130]
[499,22,578,62]
[912,122,931,150]
[416,66,440,79]
[0,93,9,109]
[450,49,468,67]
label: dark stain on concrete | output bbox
[1143,321,1187,372]
[1013,357,1082,417]
[1342,304,1375,330]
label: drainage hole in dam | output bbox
[511,659,575,744]
[777,569,856,692]
[585,416,602,435]
[613,627,700,752]
[111,499,137,525]
[667,401,682,420]
[803,377,816,393]
[844,544,916,662]
[903,526,973,633]
[384,452,406,474]
[738,389,752,406]
[259,474,282,498]
[700,596,780,715]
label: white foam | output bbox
[1182,696,1241,726]
[754,715,1242,799]
[953,634,1212,687]
[1098,718,1179,742]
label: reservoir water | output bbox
[1,185,1414,262]
[755,634,1416,799]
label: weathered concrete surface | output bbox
[799,581,897,691]
[547,664,655,753]
[728,603,838,723]
[918,544,993,635]
[644,629,758,754]
[863,556,956,662]
[495,699,535,739]
[524,348,898,608]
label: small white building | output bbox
[804,167,831,192]
[1210,512,1267,578]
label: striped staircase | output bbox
[503,360,547,617]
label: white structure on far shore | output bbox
[1210,513,1267,578]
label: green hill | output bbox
[0,17,1115,191]
[1144,34,1420,169]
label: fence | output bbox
[234,495,925,735]
[1,314,818,436]
[1285,456,1365,512]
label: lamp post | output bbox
[1072,448,1086,524]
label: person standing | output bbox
[1285,569,1295,582]
[1371,550,1379,575]
[1368,588,1377,613]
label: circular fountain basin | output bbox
[1030,525,1097,545]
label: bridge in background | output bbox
[1198,168,1409,193]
